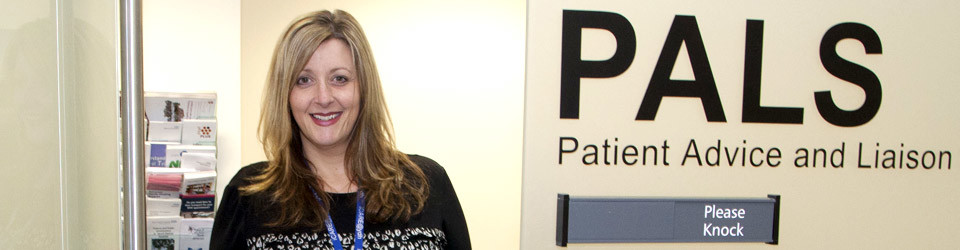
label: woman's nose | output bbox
[314,81,334,106]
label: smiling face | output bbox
[289,38,360,156]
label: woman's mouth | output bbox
[310,112,342,126]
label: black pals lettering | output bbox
[557,10,882,127]
[742,20,804,124]
[817,23,883,127]
[637,15,726,122]
[560,10,636,119]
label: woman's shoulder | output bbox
[406,154,456,192]
[239,161,269,174]
[226,161,269,187]
[407,154,446,176]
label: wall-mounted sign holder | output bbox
[556,194,780,246]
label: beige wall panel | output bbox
[523,0,960,249]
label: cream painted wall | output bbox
[522,0,960,249]
[143,0,241,201]
[240,1,525,249]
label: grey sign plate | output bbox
[556,194,780,246]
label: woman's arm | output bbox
[413,155,472,250]
[437,168,471,250]
[210,164,262,250]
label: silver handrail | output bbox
[120,0,145,249]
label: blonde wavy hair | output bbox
[241,10,428,227]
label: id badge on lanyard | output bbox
[309,186,365,250]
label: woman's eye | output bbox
[332,75,349,84]
[296,76,311,85]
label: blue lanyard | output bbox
[309,186,365,250]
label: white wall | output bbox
[240,1,525,249]
[143,1,523,248]
[143,0,241,201]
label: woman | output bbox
[211,10,471,249]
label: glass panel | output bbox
[0,0,121,248]
[0,0,64,248]
[59,0,122,249]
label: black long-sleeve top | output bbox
[210,155,471,249]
